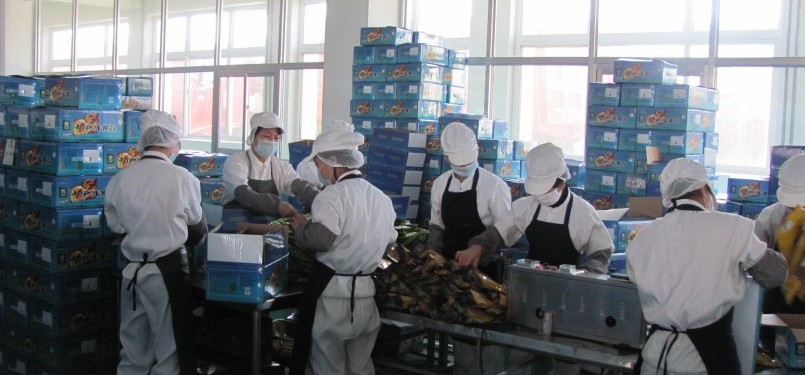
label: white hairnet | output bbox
[524,142,571,195]
[247,112,283,144]
[777,154,805,207]
[137,109,181,150]
[323,119,355,133]
[441,122,478,166]
[659,158,711,208]
[311,130,365,168]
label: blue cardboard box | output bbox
[18,141,103,176]
[31,108,124,142]
[0,76,45,107]
[122,95,153,111]
[29,174,111,208]
[124,77,153,96]
[449,50,467,69]
[425,134,443,155]
[478,139,514,160]
[654,85,719,111]
[443,85,465,105]
[6,169,30,203]
[503,178,527,201]
[288,140,314,169]
[584,169,618,194]
[374,46,397,64]
[0,167,6,197]
[6,232,30,265]
[352,64,388,82]
[740,202,766,220]
[617,173,649,197]
[728,177,770,204]
[633,151,650,174]
[588,83,620,106]
[651,131,705,155]
[612,218,654,253]
[372,128,427,151]
[492,120,509,139]
[636,107,716,133]
[773,315,805,369]
[614,58,678,85]
[353,83,378,100]
[618,129,653,152]
[396,44,449,66]
[770,145,805,169]
[582,191,630,210]
[395,82,445,102]
[424,154,447,175]
[173,151,228,178]
[387,194,411,219]
[397,119,438,135]
[0,105,7,136]
[369,145,426,170]
[412,31,443,46]
[441,103,463,117]
[647,162,668,183]
[28,108,51,141]
[566,160,586,188]
[585,148,636,173]
[514,140,538,161]
[705,132,719,151]
[717,200,742,214]
[479,159,520,179]
[350,99,386,118]
[438,113,494,139]
[386,63,443,84]
[384,100,441,120]
[610,253,627,274]
[0,199,18,230]
[7,265,114,306]
[586,127,619,150]
[201,203,274,232]
[442,67,466,87]
[360,26,413,46]
[29,237,114,274]
[352,118,374,134]
[103,143,141,174]
[29,298,115,337]
[353,46,375,64]
[646,180,661,196]
[372,118,397,130]
[7,106,31,139]
[123,110,142,142]
[43,76,123,110]
[5,292,30,329]
[17,204,105,241]
[374,82,397,100]
[372,180,421,203]
[367,167,423,187]
[619,84,655,107]
[587,105,637,129]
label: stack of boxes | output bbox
[0,75,146,374]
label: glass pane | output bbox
[598,0,710,58]
[218,77,247,149]
[167,0,216,61]
[464,65,485,116]
[76,0,114,70]
[413,0,473,38]
[4,0,34,74]
[720,0,783,31]
[39,0,74,72]
[302,2,326,45]
[222,0,278,65]
[718,44,776,58]
[496,0,589,57]
[522,47,588,58]
[119,0,161,69]
[164,72,215,152]
[190,13,216,52]
[521,0,589,35]
[718,0,788,57]
[282,69,322,154]
[166,17,187,53]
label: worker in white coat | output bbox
[105,109,208,375]
[427,122,511,375]
[627,158,787,374]
[288,128,397,375]
[296,120,356,187]
[222,112,319,216]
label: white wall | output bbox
[3,0,34,75]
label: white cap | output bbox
[777,154,805,208]
[137,109,181,150]
[524,142,570,195]
[247,112,283,144]
[323,119,355,133]
[311,130,365,168]
[441,122,478,166]
[659,158,711,208]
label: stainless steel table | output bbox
[381,311,640,372]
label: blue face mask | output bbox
[254,140,279,158]
[169,152,178,163]
[317,167,332,187]
[452,161,478,178]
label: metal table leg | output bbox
[438,333,448,368]
[253,310,261,375]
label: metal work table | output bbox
[381,311,640,372]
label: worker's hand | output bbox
[795,265,805,282]
[278,201,298,217]
[455,244,483,268]
[290,213,308,233]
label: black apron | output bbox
[223,152,280,210]
[290,173,371,375]
[524,188,580,267]
[440,169,498,278]
[634,203,741,375]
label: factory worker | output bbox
[426,122,511,375]
[296,119,356,187]
[495,142,613,273]
[222,112,319,216]
[105,109,208,375]
[288,128,397,375]
[627,158,787,375]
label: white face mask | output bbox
[452,161,478,178]
[534,188,562,206]
[317,166,332,187]
[254,140,279,158]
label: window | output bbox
[406,0,487,53]
[118,0,161,69]
[40,0,73,72]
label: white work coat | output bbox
[221,149,302,204]
[429,167,511,230]
[754,202,793,249]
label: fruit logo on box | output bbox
[70,178,102,203]
[68,307,99,331]
[198,158,219,174]
[645,110,668,126]
[510,184,522,199]
[426,137,441,153]
[23,274,40,294]
[210,186,225,202]
[688,136,700,152]
[48,80,69,101]
[422,123,437,135]
[623,64,644,80]
[24,144,46,167]
[499,161,514,176]
[365,29,383,42]
[392,65,409,79]
[115,146,142,169]
[738,182,762,199]
[443,104,458,115]
[355,101,372,115]
[594,152,618,168]
[388,102,405,116]
[67,242,97,268]
[24,208,40,230]
[357,66,375,80]
[594,107,631,124]
[590,195,613,210]
[72,112,100,135]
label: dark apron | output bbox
[440,169,498,278]
[524,188,580,267]
[246,152,280,195]
[634,203,741,375]
[290,173,370,375]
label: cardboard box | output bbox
[597,197,662,253]
[478,139,514,160]
[412,31,443,46]
[373,82,397,100]
[374,46,397,64]
[7,106,31,139]
[397,119,438,135]
[29,237,114,274]
[582,191,630,210]
[102,142,141,174]
[614,58,678,85]
[197,177,224,206]
[350,99,386,118]
[651,131,704,155]
[479,159,520,179]
[43,76,124,110]
[18,141,104,176]
[492,120,510,139]
[609,253,627,274]
[352,64,388,82]
[7,265,114,305]
[513,140,538,161]
[587,83,620,106]
[566,160,586,188]
[121,96,152,111]
[438,113,493,139]
[618,129,653,152]
[424,154,447,175]
[352,83,377,100]
[384,100,441,120]
[201,202,274,232]
[371,118,396,130]
[738,202,766,220]
[0,105,7,136]
[448,50,467,69]
[764,314,805,368]
[124,77,153,96]
[654,85,719,111]
[360,26,413,46]
[585,148,636,174]
[636,107,716,133]
[366,167,423,186]
[586,105,637,129]
[373,182,421,203]
[705,132,719,151]
[29,174,111,208]
[31,108,124,142]
[445,85,466,105]
[29,298,115,336]
[123,110,142,142]
[395,82,445,102]
[420,173,439,193]
[441,103,463,117]
[728,177,770,204]
[17,204,105,241]
[9,327,116,367]
[397,44,449,66]
[770,145,805,169]
[425,134,443,155]
[353,46,375,64]
[6,169,30,203]
[387,194,411,219]
[586,127,619,150]
[173,151,228,177]
[5,291,29,327]
[6,231,30,265]
[442,67,466,87]
[619,84,655,107]
[617,173,649,197]
[288,140,314,169]
[0,76,45,107]
[369,145,426,169]
[0,199,18,230]
[504,178,527,201]
[0,167,6,198]
[371,128,427,151]
[717,200,742,214]
[584,169,618,194]
[386,63,443,84]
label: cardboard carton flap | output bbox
[595,197,663,221]
[763,314,805,342]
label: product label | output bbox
[639,89,653,99]
[673,88,687,99]
[601,175,615,186]
[604,88,618,98]
[83,214,101,228]
[44,114,56,129]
